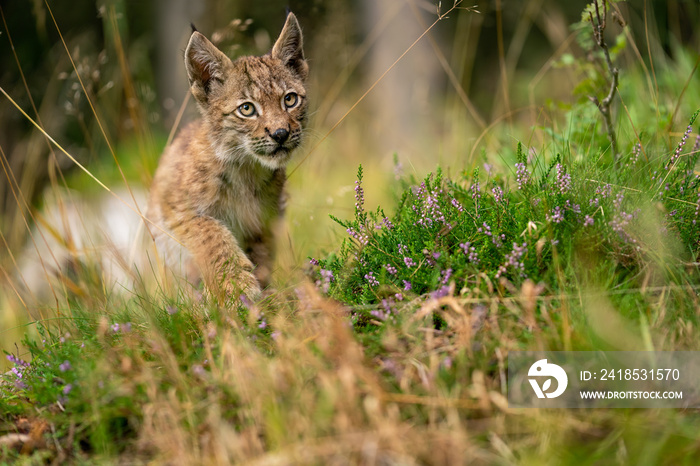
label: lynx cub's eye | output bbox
[238,102,257,117]
[283,92,299,109]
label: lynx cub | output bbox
[148,13,308,301]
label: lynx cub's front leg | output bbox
[175,213,261,300]
[148,13,308,302]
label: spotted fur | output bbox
[148,13,307,301]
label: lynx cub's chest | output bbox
[211,162,285,241]
[147,13,308,301]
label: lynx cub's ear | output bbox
[185,31,232,104]
[271,12,308,80]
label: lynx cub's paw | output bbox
[147,13,307,303]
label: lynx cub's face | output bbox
[185,15,308,169]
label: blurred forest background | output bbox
[0,0,699,328]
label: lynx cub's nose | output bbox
[270,128,290,144]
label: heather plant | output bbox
[311,111,700,331]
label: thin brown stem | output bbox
[588,0,620,163]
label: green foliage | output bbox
[311,111,700,332]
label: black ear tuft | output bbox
[190,23,198,33]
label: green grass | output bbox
[3,102,700,462]
[3,1,700,464]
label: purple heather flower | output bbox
[309,258,319,266]
[596,184,613,199]
[316,268,334,293]
[241,295,253,309]
[395,293,404,301]
[166,305,178,315]
[666,124,693,169]
[364,271,379,287]
[610,210,639,244]
[258,320,267,329]
[403,256,416,268]
[546,206,564,224]
[478,222,492,237]
[460,242,479,264]
[515,162,530,190]
[413,181,427,200]
[383,264,398,275]
[495,242,528,279]
[627,142,641,167]
[381,298,394,312]
[491,233,505,249]
[59,361,71,372]
[62,384,73,395]
[441,268,453,284]
[469,249,480,264]
[354,179,365,214]
[451,197,464,212]
[430,286,451,300]
[111,323,120,333]
[555,164,571,195]
[402,280,412,291]
[370,309,391,321]
[422,250,441,267]
[347,227,368,245]
[381,217,394,230]
[6,354,29,367]
[583,215,594,227]
[609,193,640,245]
[415,182,451,229]
[613,192,625,209]
[471,179,481,200]
[492,185,504,203]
